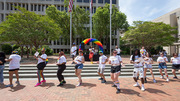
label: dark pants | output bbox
[57,64,66,82]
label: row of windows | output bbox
[77,0,116,4]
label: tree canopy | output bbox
[123,21,178,50]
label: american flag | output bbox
[68,0,73,12]
[90,0,93,13]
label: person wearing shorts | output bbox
[34,48,47,87]
[71,43,77,64]
[130,49,145,91]
[144,52,156,83]
[109,50,123,94]
[74,50,85,87]
[57,51,67,86]
[97,51,108,83]
[170,53,180,79]
[157,52,169,82]
[5,51,21,87]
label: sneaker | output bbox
[144,78,147,83]
[173,77,178,79]
[98,78,103,80]
[153,79,157,83]
[34,82,41,87]
[62,80,66,84]
[160,76,164,79]
[133,83,140,87]
[112,84,117,87]
[141,86,145,91]
[57,83,63,87]
[41,80,46,83]
[116,89,121,94]
[101,80,106,83]
[76,83,82,87]
[5,84,13,87]
[91,62,93,64]
[166,78,169,82]
[15,81,20,85]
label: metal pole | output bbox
[90,0,92,46]
[70,12,72,55]
[110,0,112,56]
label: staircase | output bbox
[3,64,180,79]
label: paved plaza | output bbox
[0,77,180,101]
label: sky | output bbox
[119,0,180,25]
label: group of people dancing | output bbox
[0,45,180,94]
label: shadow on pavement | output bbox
[105,81,113,85]
[40,82,55,89]
[60,84,76,89]
[81,83,96,88]
[145,88,171,96]
[0,84,6,89]
[9,84,26,92]
[121,88,141,97]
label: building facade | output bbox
[152,8,180,55]
[0,0,119,53]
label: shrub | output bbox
[2,44,12,55]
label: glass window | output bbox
[94,7,96,13]
[14,3,17,10]
[10,3,13,10]
[61,6,64,11]
[6,3,9,10]
[77,0,82,2]
[87,7,89,11]
[57,6,60,10]
[31,4,33,11]
[112,0,116,4]
[34,4,37,11]
[2,2,4,10]
[23,4,25,8]
[65,7,67,12]
[26,4,28,10]
[55,0,60,1]
[18,3,21,7]
[38,5,41,11]
[54,40,56,45]
[1,14,4,21]
[98,0,103,3]
[84,0,89,3]
[93,0,96,3]
[42,5,45,11]
[105,0,110,3]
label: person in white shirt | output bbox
[140,46,146,58]
[34,48,47,87]
[71,43,77,64]
[130,49,145,91]
[89,46,94,64]
[5,51,21,87]
[57,51,67,86]
[157,52,169,82]
[115,46,121,56]
[143,52,156,83]
[97,51,108,83]
[109,50,123,94]
[74,50,85,87]
[170,53,180,79]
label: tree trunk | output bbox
[20,46,24,57]
[26,46,29,58]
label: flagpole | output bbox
[110,0,112,56]
[70,12,72,55]
[90,0,92,46]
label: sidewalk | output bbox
[1,77,180,101]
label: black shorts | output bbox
[37,62,46,70]
[111,65,121,73]
[172,64,180,70]
[9,68,19,71]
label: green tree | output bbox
[93,4,129,41]
[0,7,61,57]
[123,21,178,50]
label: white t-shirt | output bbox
[57,56,66,64]
[99,55,108,68]
[89,48,94,53]
[157,56,168,63]
[38,54,47,64]
[140,49,146,57]
[71,46,77,56]
[171,57,180,64]
[9,54,21,70]
[130,55,143,67]
[144,57,153,66]
[109,55,122,65]
[75,56,84,64]
[115,48,121,54]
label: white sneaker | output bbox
[141,86,145,91]
[133,83,140,87]
[166,78,169,82]
[160,76,164,79]
[76,83,82,87]
[153,79,157,83]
